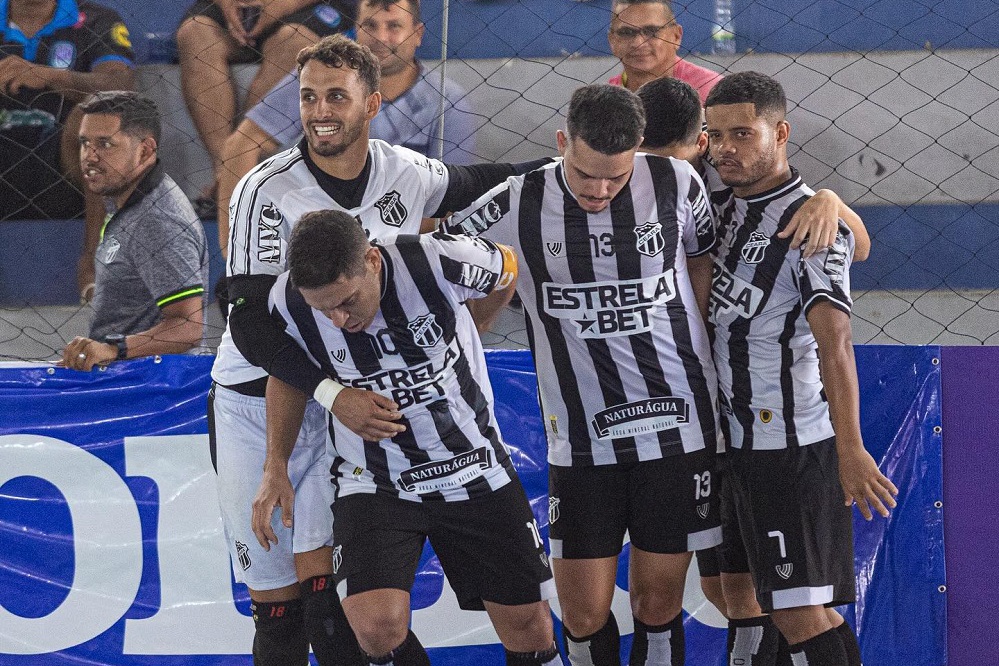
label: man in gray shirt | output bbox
[61,91,208,370]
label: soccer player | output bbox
[211,33,548,665]
[704,71,897,666]
[256,209,560,666]
[637,74,872,666]
[446,83,719,666]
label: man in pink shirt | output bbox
[608,0,722,103]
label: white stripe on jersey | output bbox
[447,156,720,467]
[709,168,855,451]
[268,233,517,502]
[211,139,451,387]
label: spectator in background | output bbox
[607,0,721,102]
[215,0,478,252]
[176,0,353,216]
[61,91,208,371]
[0,0,135,301]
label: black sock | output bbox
[563,613,621,666]
[787,627,848,666]
[630,612,684,665]
[506,641,562,665]
[834,621,862,666]
[366,630,431,666]
[775,631,794,666]
[300,575,364,665]
[727,616,780,666]
[250,599,309,666]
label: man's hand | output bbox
[331,388,406,441]
[60,337,117,371]
[778,189,841,258]
[214,0,254,46]
[838,444,899,520]
[0,55,57,95]
[251,465,296,549]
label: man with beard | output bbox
[60,91,207,371]
[211,33,549,665]
[704,71,897,666]
[214,0,477,250]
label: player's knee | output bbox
[630,587,683,626]
[770,606,833,645]
[721,574,762,619]
[347,603,409,655]
[494,602,554,651]
[561,605,611,639]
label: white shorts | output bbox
[210,384,334,590]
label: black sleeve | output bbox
[432,157,554,218]
[227,274,328,396]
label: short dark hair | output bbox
[361,0,421,22]
[289,210,370,290]
[637,77,702,149]
[566,84,646,155]
[297,34,381,95]
[611,0,675,19]
[79,91,161,145]
[704,71,786,120]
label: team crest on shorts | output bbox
[236,540,251,571]
[332,545,343,574]
[634,222,666,257]
[548,496,560,524]
[741,231,771,264]
[775,563,793,580]
[696,502,710,520]
[374,190,407,227]
[407,314,443,348]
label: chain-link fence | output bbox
[2,0,997,361]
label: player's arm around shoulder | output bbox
[428,232,519,333]
[780,189,871,261]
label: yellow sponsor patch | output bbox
[111,22,131,49]
[759,409,773,424]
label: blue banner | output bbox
[0,348,943,665]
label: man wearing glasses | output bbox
[608,0,722,102]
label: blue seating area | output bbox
[102,0,998,65]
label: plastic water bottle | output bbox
[712,0,736,55]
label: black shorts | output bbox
[183,0,351,63]
[548,449,721,559]
[331,480,555,611]
[723,438,856,613]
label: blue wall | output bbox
[104,0,999,64]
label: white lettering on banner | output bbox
[122,435,253,654]
[0,435,142,654]
[0,434,723,658]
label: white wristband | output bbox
[313,378,346,412]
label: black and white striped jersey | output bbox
[212,139,450,387]
[445,155,719,467]
[268,233,520,502]
[710,168,855,451]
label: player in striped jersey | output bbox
[637,75,872,666]
[445,84,718,666]
[704,72,897,666]
[258,209,560,666]
[210,34,549,665]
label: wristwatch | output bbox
[104,334,128,361]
